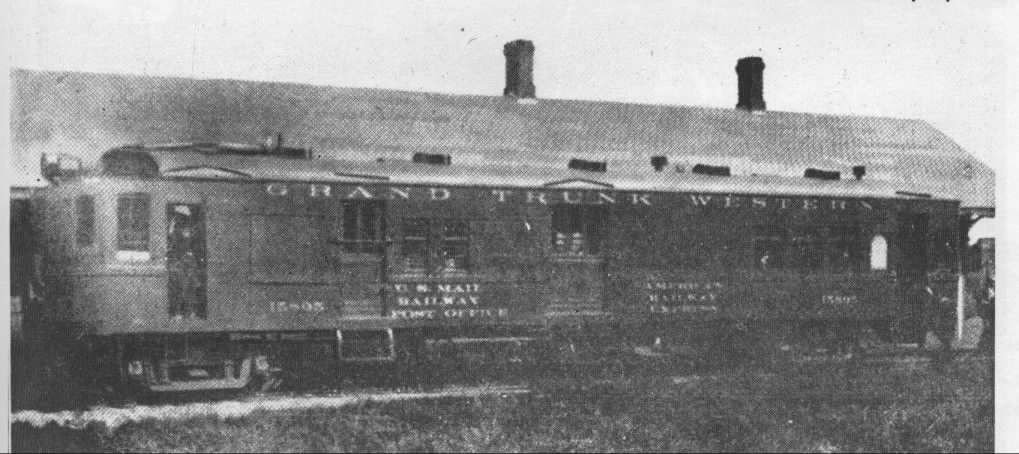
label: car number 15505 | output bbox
[268,301,327,313]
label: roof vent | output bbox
[99,149,159,178]
[568,159,607,173]
[651,156,668,171]
[895,191,932,199]
[692,164,731,177]
[804,168,841,180]
[852,165,866,180]
[504,40,536,100]
[412,153,452,166]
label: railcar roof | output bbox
[12,69,990,208]
[99,146,954,202]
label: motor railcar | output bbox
[26,140,960,393]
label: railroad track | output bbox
[11,351,989,436]
[12,343,988,414]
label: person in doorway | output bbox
[168,211,202,319]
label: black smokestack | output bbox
[503,40,536,99]
[736,56,766,111]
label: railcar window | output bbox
[75,195,95,247]
[401,218,430,274]
[117,193,150,252]
[870,235,888,270]
[340,201,385,254]
[753,225,787,270]
[552,205,606,255]
[828,225,864,272]
[440,221,470,273]
[754,224,865,272]
[790,227,825,271]
[399,218,471,275]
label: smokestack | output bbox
[503,40,536,100]
[735,57,766,112]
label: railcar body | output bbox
[31,143,960,392]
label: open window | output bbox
[439,221,470,273]
[551,205,607,256]
[116,193,150,261]
[398,218,471,276]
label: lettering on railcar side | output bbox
[265,183,878,210]
[389,282,509,320]
[267,301,327,313]
[643,281,723,315]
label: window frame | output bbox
[338,200,386,255]
[116,192,151,253]
[870,234,888,271]
[825,224,865,273]
[550,204,608,257]
[397,217,472,276]
[752,224,788,271]
[751,223,867,273]
[74,195,96,248]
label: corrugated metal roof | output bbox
[11,69,992,207]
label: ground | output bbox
[10,353,992,453]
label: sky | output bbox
[5,0,1015,170]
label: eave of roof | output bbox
[130,148,955,201]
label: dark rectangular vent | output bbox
[692,164,731,177]
[651,156,668,171]
[568,159,607,172]
[895,191,932,198]
[852,165,866,180]
[412,153,452,165]
[804,168,840,180]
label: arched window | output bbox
[870,234,888,270]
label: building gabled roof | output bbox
[11,69,993,209]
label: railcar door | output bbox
[167,204,207,319]
[896,212,928,343]
[10,196,35,340]
[548,204,607,315]
[335,200,388,317]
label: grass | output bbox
[11,355,992,453]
